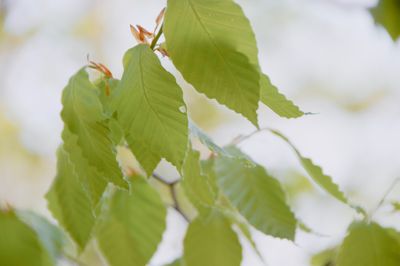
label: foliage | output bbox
[1,1,400,266]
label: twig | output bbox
[370,177,400,219]
[151,173,190,222]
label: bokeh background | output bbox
[1,0,400,265]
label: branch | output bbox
[151,173,190,222]
[150,25,163,50]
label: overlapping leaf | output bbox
[61,68,127,189]
[371,0,400,40]
[336,222,400,266]
[96,177,167,266]
[0,210,52,266]
[17,211,66,263]
[164,0,261,126]
[46,148,95,251]
[184,210,242,266]
[215,147,297,239]
[62,128,108,206]
[260,74,304,118]
[182,148,217,212]
[112,44,188,175]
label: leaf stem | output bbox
[150,25,163,50]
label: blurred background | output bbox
[1,0,400,265]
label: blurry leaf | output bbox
[189,120,229,156]
[112,44,188,175]
[164,0,260,126]
[215,147,297,239]
[96,177,166,266]
[391,201,400,212]
[0,210,52,266]
[337,222,400,266]
[165,258,184,266]
[61,68,127,189]
[270,130,366,215]
[17,211,66,262]
[46,148,95,251]
[310,247,338,266]
[182,148,217,211]
[260,74,304,118]
[184,210,242,266]
[370,0,400,40]
[220,206,265,263]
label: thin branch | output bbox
[230,127,271,146]
[370,177,400,218]
[151,173,190,222]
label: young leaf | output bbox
[96,177,167,266]
[182,148,217,212]
[215,147,297,239]
[46,148,95,251]
[336,222,400,266]
[0,210,52,266]
[112,44,188,175]
[260,74,304,118]
[370,0,400,40]
[164,0,261,126]
[61,68,127,189]
[184,210,242,266]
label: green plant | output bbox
[1,0,400,265]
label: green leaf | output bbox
[46,148,95,251]
[182,148,217,212]
[260,74,304,118]
[184,210,242,266]
[270,129,366,215]
[112,44,188,175]
[370,0,400,40]
[220,206,265,263]
[215,147,297,239]
[96,177,167,266]
[62,128,108,206]
[0,210,52,266]
[188,120,229,156]
[337,222,400,266]
[165,258,184,266]
[61,68,127,189]
[164,0,261,126]
[310,247,338,266]
[17,211,66,263]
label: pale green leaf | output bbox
[370,0,400,40]
[215,147,297,239]
[61,68,127,189]
[96,177,167,266]
[260,74,304,118]
[17,211,66,263]
[188,120,229,156]
[310,247,337,266]
[164,0,261,126]
[184,210,242,266]
[337,222,400,266]
[0,210,52,266]
[46,148,95,251]
[112,44,188,175]
[182,148,217,212]
[270,130,359,209]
